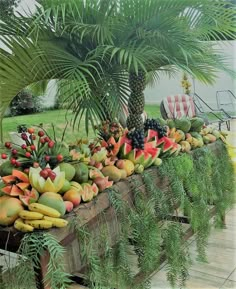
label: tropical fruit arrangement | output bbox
[0,118,227,232]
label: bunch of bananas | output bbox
[14,203,68,232]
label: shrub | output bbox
[9,89,43,116]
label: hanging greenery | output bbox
[1,142,235,289]
[1,233,71,289]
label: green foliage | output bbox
[0,0,236,133]
[9,89,43,116]
[2,232,71,289]
[2,142,234,289]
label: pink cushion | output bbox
[163,94,196,119]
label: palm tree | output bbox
[0,0,235,141]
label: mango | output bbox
[101,165,121,182]
[63,189,81,207]
[38,192,66,216]
[0,196,24,226]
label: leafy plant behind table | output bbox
[1,142,235,289]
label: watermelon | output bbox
[142,151,153,168]
[127,149,145,165]
[145,148,161,167]
[146,129,158,142]
[157,136,174,155]
[174,117,191,133]
[144,141,157,150]
[190,117,204,132]
[119,143,133,158]
[119,132,132,146]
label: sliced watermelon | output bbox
[146,147,161,159]
[119,132,132,146]
[146,129,158,142]
[127,149,145,165]
[120,143,133,158]
[142,152,152,168]
[144,140,157,150]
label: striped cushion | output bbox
[163,94,196,119]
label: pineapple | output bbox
[127,114,143,130]
[127,71,146,130]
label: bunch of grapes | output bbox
[127,129,145,150]
[144,118,167,138]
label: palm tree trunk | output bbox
[126,71,146,130]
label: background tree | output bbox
[0,0,235,141]
[0,0,20,20]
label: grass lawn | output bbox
[1,104,161,145]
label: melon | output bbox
[73,163,89,183]
[0,196,24,226]
[142,151,153,168]
[146,129,158,142]
[38,192,66,216]
[190,117,204,132]
[101,166,121,182]
[127,149,145,165]
[174,117,191,133]
[119,143,133,158]
[59,163,76,181]
[157,137,174,154]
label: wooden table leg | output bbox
[35,251,50,289]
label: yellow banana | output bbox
[24,220,53,229]
[43,216,68,228]
[14,218,34,232]
[28,203,61,218]
[19,210,44,220]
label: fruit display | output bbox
[0,118,227,233]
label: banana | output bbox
[43,216,68,228]
[24,220,53,229]
[14,218,34,232]
[28,203,61,218]
[19,210,44,220]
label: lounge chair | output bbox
[160,93,231,130]
[216,90,236,118]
